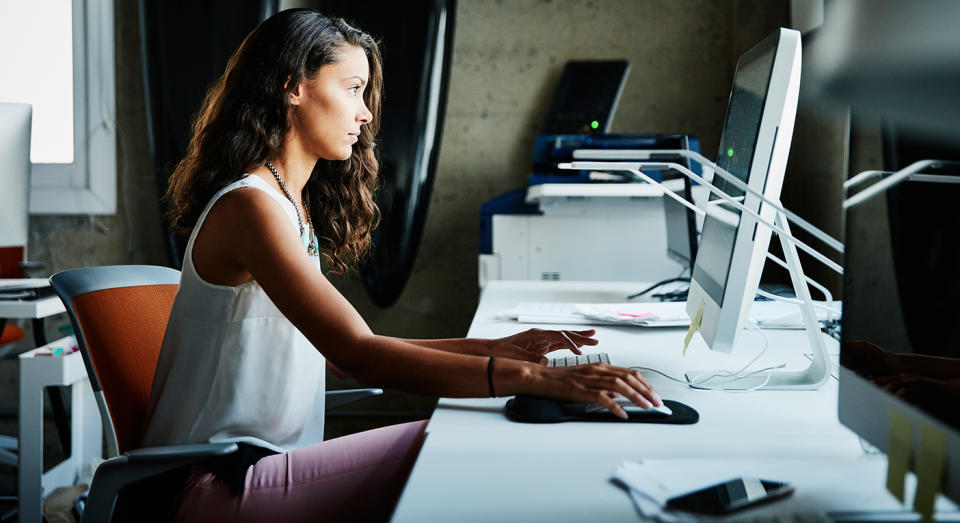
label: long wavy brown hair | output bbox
[165,9,382,273]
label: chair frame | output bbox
[51,265,381,522]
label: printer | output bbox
[479,133,707,287]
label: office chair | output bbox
[50,265,382,522]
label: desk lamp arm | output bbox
[563,160,844,276]
[843,159,960,209]
[572,148,845,256]
[584,163,833,302]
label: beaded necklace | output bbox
[265,162,318,257]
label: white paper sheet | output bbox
[499,300,840,329]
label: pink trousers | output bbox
[173,420,428,522]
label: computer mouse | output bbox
[584,397,673,416]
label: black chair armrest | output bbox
[81,443,238,523]
[125,442,239,462]
[326,388,383,410]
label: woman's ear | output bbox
[285,76,302,106]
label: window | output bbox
[0,0,116,214]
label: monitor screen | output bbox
[691,44,776,306]
[541,60,629,135]
[663,175,698,273]
[0,103,32,252]
[841,173,960,430]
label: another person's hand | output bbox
[522,363,661,419]
[843,340,905,378]
[490,328,599,364]
[872,373,957,404]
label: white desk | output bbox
[1,290,101,523]
[18,340,102,523]
[392,281,869,522]
[0,295,65,321]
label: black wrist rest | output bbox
[505,395,699,424]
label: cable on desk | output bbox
[650,289,689,302]
[630,366,688,385]
[631,322,785,391]
[685,321,788,392]
[627,277,690,300]
[859,436,881,455]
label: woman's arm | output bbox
[208,189,658,416]
[398,329,600,363]
[397,337,492,356]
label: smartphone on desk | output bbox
[665,477,794,515]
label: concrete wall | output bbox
[330,0,789,339]
[320,0,796,423]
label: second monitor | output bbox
[686,28,802,357]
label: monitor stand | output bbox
[684,209,832,390]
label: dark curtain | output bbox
[140,0,277,269]
[314,0,456,307]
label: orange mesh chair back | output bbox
[51,265,181,457]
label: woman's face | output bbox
[290,44,373,161]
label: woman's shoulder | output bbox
[210,181,288,225]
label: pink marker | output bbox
[618,312,655,319]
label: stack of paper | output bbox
[575,302,689,326]
[498,300,840,329]
[497,302,688,326]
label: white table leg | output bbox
[18,367,43,523]
[17,344,100,523]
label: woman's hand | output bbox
[490,328,599,364]
[518,362,661,419]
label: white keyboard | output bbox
[547,352,610,367]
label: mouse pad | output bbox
[504,395,699,424]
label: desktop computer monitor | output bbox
[839,166,960,504]
[685,28,802,354]
[541,60,630,136]
[0,103,32,278]
[663,175,698,275]
[659,134,700,276]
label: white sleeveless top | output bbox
[141,175,326,453]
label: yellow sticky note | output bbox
[682,302,703,357]
[886,409,912,502]
[914,423,948,522]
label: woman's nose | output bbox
[358,102,372,124]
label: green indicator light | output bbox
[590,120,600,130]
[727,148,735,158]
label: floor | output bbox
[1,415,74,523]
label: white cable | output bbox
[686,321,786,392]
[630,366,688,385]
[754,288,842,319]
[631,324,786,391]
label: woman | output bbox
[142,8,661,522]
